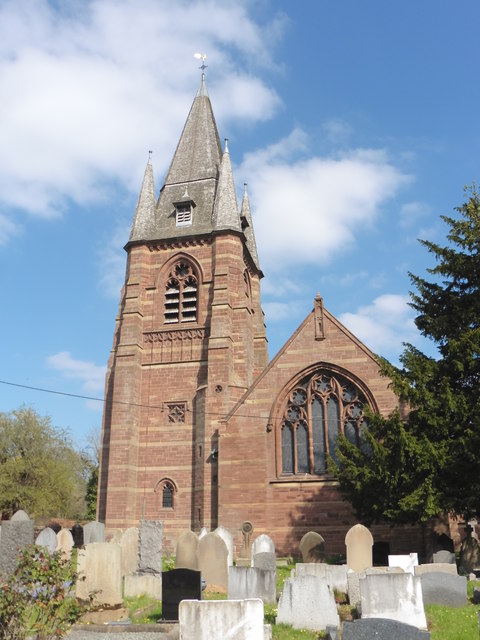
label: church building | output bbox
[98,74,421,555]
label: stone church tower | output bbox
[99,74,424,556]
[98,74,268,543]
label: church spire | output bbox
[212,139,241,233]
[240,183,260,269]
[129,152,155,242]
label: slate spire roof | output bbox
[240,183,260,269]
[127,75,261,271]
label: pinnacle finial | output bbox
[224,138,229,153]
[148,150,153,164]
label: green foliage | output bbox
[0,545,83,639]
[333,184,480,523]
[84,464,98,520]
[0,406,88,519]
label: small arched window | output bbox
[280,369,369,476]
[164,261,197,324]
[162,482,174,508]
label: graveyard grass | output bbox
[425,580,480,640]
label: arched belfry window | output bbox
[164,261,197,324]
[280,369,369,476]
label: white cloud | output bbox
[46,351,107,395]
[241,136,411,273]
[322,118,352,145]
[338,294,417,360]
[0,213,21,246]
[97,220,130,298]
[0,0,283,220]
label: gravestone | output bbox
[76,542,122,606]
[0,511,34,575]
[215,526,234,566]
[120,527,138,576]
[415,563,457,576]
[299,531,326,563]
[71,523,84,547]
[419,572,467,607]
[198,532,228,591]
[138,520,163,575]
[47,522,61,534]
[176,529,199,570]
[294,563,348,593]
[359,572,427,629]
[228,566,276,604]
[473,587,480,604]
[124,572,162,599]
[372,541,390,566]
[459,524,480,573]
[252,533,275,558]
[83,521,105,544]
[56,528,74,560]
[237,521,254,567]
[347,566,404,611]
[253,552,276,572]
[36,527,58,553]
[345,524,373,572]
[277,575,339,631]
[179,598,265,640]
[342,618,431,639]
[162,568,201,620]
[388,552,418,574]
[432,550,456,564]
[198,527,209,539]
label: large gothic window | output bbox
[280,370,368,476]
[164,261,198,324]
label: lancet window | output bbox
[164,261,198,324]
[162,482,174,508]
[280,369,369,476]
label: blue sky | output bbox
[1,0,479,449]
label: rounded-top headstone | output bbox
[345,523,373,572]
[11,509,30,522]
[176,530,200,570]
[299,531,326,563]
[36,527,58,554]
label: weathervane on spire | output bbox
[194,52,208,75]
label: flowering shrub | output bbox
[0,545,83,639]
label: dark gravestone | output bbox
[47,522,61,534]
[473,586,480,604]
[162,568,201,621]
[71,523,84,547]
[342,618,431,639]
[372,541,390,566]
[326,625,339,640]
[420,572,467,607]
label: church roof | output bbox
[129,154,155,242]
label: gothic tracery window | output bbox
[280,370,369,476]
[164,261,198,324]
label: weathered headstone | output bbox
[56,528,74,560]
[432,550,456,564]
[198,527,209,539]
[83,521,105,544]
[138,520,163,575]
[162,568,201,620]
[342,618,431,639]
[253,552,276,572]
[299,531,326,563]
[459,524,480,573]
[228,566,276,604]
[252,533,275,558]
[179,598,265,640]
[276,575,340,631]
[215,526,234,566]
[388,552,418,574]
[347,566,404,611]
[345,524,373,573]
[71,523,84,547]
[0,511,34,575]
[176,529,199,570]
[198,532,228,591]
[415,563,458,576]
[120,527,138,576]
[36,527,58,553]
[359,572,427,629]
[294,563,348,593]
[237,521,254,567]
[76,542,122,606]
[124,573,162,599]
[419,572,467,607]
